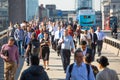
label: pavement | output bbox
[0,42,120,80]
[15,43,120,80]
[0,31,119,80]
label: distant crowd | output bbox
[0,20,119,80]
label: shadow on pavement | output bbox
[50,78,64,80]
[15,57,25,80]
[49,64,63,67]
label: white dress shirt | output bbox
[82,47,87,56]
[54,30,62,40]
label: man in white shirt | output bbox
[54,26,62,56]
[95,26,105,56]
[80,41,92,57]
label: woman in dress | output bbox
[40,32,50,70]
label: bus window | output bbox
[88,16,91,18]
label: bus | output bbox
[76,0,96,30]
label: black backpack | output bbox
[30,40,40,56]
[68,63,90,80]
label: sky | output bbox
[39,0,101,11]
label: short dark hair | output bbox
[80,41,87,45]
[8,37,15,41]
[84,53,93,63]
[97,56,109,67]
[74,48,83,58]
[31,32,37,38]
[30,55,39,65]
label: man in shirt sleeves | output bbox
[66,49,95,80]
[95,26,105,56]
[0,37,19,80]
[58,29,75,73]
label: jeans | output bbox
[17,40,23,56]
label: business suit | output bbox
[90,33,98,60]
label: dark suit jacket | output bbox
[86,48,92,55]
[90,33,98,44]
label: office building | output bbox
[0,0,8,29]
[26,0,39,21]
[102,0,120,29]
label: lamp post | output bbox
[100,0,102,29]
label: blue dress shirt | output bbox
[66,62,95,80]
[60,35,75,50]
[95,31,105,40]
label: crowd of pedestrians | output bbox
[0,20,119,80]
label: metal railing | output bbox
[104,36,120,56]
[0,29,8,80]
[0,29,8,49]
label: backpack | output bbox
[30,40,40,56]
[91,65,99,78]
[68,63,90,80]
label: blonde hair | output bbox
[67,25,72,30]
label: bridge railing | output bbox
[0,29,9,49]
[104,36,120,56]
[0,29,8,80]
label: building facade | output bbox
[95,11,102,27]
[46,5,56,19]
[9,0,39,24]
[39,4,49,22]
[102,0,120,29]
[8,0,26,24]
[26,0,39,21]
[0,0,8,29]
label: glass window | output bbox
[113,5,116,9]
[0,0,8,29]
[77,0,92,10]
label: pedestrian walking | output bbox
[58,29,75,73]
[84,53,99,78]
[66,49,95,80]
[20,55,49,80]
[8,22,15,37]
[14,24,24,56]
[40,32,50,70]
[0,37,19,80]
[54,26,62,56]
[96,56,119,80]
[25,32,40,66]
[80,41,92,57]
[95,26,105,56]
[90,27,98,60]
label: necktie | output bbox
[59,31,61,38]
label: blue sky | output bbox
[39,0,101,11]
